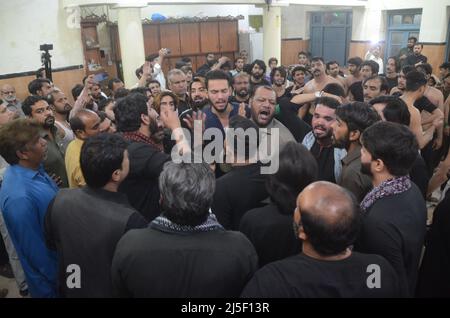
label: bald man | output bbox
[242,182,401,298]
[1,84,24,117]
[65,110,101,188]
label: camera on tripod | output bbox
[40,44,53,51]
[40,44,53,81]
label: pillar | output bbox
[263,6,281,64]
[116,6,146,88]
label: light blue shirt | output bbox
[0,164,59,297]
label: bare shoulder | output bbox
[304,80,315,93]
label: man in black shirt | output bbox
[355,122,427,296]
[241,181,401,298]
[45,134,147,297]
[212,116,268,230]
[112,162,258,297]
[383,56,399,92]
[249,60,270,89]
[405,43,428,67]
[114,93,190,221]
[302,97,346,183]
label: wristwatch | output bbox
[315,91,323,98]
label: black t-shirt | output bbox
[416,188,450,297]
[228,95,249,105]
[119,142,170,221]
[349,81,364,102]
[414,96,437,113]
[310,142,336,183]
[384,75,398,92]
[241,252,402,298]
[212,164,269,230]
[239,203,302,268]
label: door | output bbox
[310,12,352,66]
[386,10,421,60]
[219,21,238,52]
[200,22,220,53]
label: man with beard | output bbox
[332,102,381,202]
[28,78,53,97]
[270,67,290,100]
[326,61,347,92]
[355,121,427,297]
[47,90,74,151]
[230,73,251,104]
[22,95,68,188]
[348,60,379,102]
[90,82,107,104]
[65,110,101,188]
[398,36,417,67]
[383,57,400,92]
[363,75,389,103]
[304,57,343,95]
[70,75,99,118]
[196,53,230,77]
[249,59,270,89]
[189,77,209,111]
[302,97,346,183]
[230,57,245,77]
[1,84,24,117]
[114,93,189,221]
[345,57,363,91]
[405,43,428,67]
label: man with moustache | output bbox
[65,110,101,188]
[326,61,347,92]
[230,73,251,104]
[398,36,417,67]
[345,57,364,90]
[249,60,270,89]
[363,75,389,103]
[114,93,188,221]
[355,121,427,297]
[230,57,245,77]
[189,77,209,111]
[302,97,346,183]
[22,95,68,188]
[348,60,379,102]
[304,57,342,95]
[270,67,290,100]
[286,66,307,96]
[1,84,24,117]
[28,78,53,97]
[332,102,380,202]
[383,57,400,92]
[47,90,74,151]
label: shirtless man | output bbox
[326,61,347,92]
[400,71,442,150]
[345,57,363,91]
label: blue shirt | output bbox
[204,102,249,138]
[0,164,59,297]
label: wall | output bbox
[0,0,84,75]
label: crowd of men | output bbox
[0,36,450,298]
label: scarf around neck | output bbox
[150,212,224,235]
[122,131,164,152]
[360,176,411,213]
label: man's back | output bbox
[241,252,401,298]
[355,184,427,296]
[45,187,146,297]
[212,163,268,230]
[112,226,258,297]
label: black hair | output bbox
[347,57,363,67]
[408,36,418,43]
[114,88,130,100]
[361,121,418,176]
[369,95,411,126]
[250,59,267,74]
[80,133,129,188]
[148,79,161,87]
[416,63,433,76]
[298,51,310,59]
[439,62,450,71]
[108,78,123,90]
[291,66,308,77]
[97,98,114,112]
[314,96,340,109]
[145,53,159,62]
[323,83,345,98]
[387,56,400,72]
[114,93,148,132]
[326,60,339,70]
[311,56,325,64]
[71,84,84,101]
[363,75,389,94]
[69,111,87,134]
[405,70,427,92]
[266,142,318,215]
[205,70,232,90]
[401,65,415,76]
[414,43,424,48]
[28,78,51,95]
[130,87,150,97]
[360,60,379,75]
[181,57,192,63]
[22,95,46,116]
[268,57,278,65]
[270,66,287,84]
[175,60,187,69]
[336,102,381,134]
[135,65,144,79]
